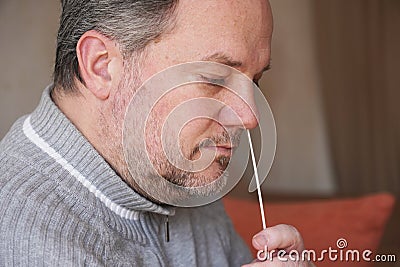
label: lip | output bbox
[202,146,235,157]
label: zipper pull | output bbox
[165,215,170,242]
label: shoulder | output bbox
[0,158,105,266]
[0,123,104,261]
[0,115,44,176]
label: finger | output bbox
[252,224,304,252]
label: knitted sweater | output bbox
[0,86,252,266]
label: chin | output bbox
[186,170,229,198]
[190,161,229,187]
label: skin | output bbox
[53,0,314,265]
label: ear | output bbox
[76,30,123,100]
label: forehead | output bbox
[176,0,272,32]
[169,0,273,69]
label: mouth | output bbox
[201,145,236,157]
[192,131,242,161]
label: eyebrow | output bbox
[201,52,243,68]
[201,52,271,74]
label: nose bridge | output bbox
[240,78,259,117]
[218,75,259,129]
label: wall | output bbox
[260,0,335,195]
[0,0,336,195]
[0,0,59,138]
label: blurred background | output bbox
[0,0,399,262]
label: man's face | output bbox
[115,0,272,199]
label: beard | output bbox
[157,130,242,188]
[133,109,242,202]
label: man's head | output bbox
[52,0,273,204]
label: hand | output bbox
[242,224,316,267]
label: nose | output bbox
[217,79,259,130]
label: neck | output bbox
[51,86,100,150]
[51,86,158,203]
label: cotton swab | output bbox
[247,130,267,230]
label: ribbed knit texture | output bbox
[0,85,252,266]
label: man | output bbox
[0,0,313,266]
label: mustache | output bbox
[190,129,244,159]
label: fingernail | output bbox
[253,234,268,248]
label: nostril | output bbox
[244,110,259,130]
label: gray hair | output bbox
[54,0,179,92]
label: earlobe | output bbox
[76,30,121,100]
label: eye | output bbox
[199,74,226,87]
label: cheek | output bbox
[143,95,176,161]
[108,94,129,135]
[179,118,214,150]
[143,84,221,155]
[145,107,215,160]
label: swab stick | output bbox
[247,130,267,230]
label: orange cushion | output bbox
[223,193,395,267]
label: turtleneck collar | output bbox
[24,85,175,220]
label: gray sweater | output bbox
[0,86,252,266]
